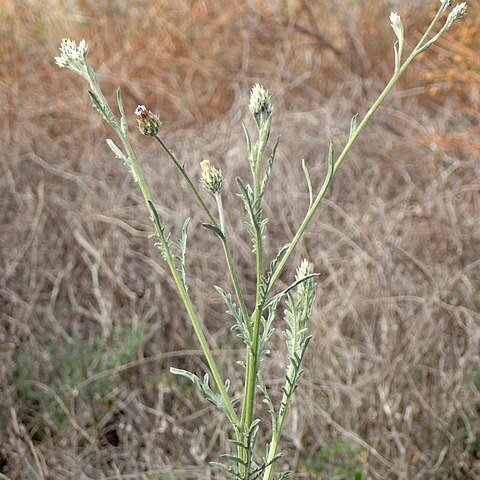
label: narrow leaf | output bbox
[215,286,251,347]
[260,135,281,198]
[201,222,225,241]
[106,139,130,171]
[179,218,191,291]
[88,90,117,127]
[349,114,358,142]
[242,122,252,155]
[116,87,128,135]
[301,159,313,208]
[265,273,320,309]
[327,141,335,177]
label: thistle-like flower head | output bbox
[249,84,272,128]
[200,159,223,195]
[135,105,161,136]
[55,38,88,75]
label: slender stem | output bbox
[120,136,239,428]
[261,6,448,479]
[264,3,445,300]
[155,135,250,334]
[262,363,294,480]
[241,141,265,433]
[154,135,217,225]
[215,194,250,328]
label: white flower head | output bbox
[389,12,404,42]
[445,2,467,29]
[249,84,272,128]
[390,12,401,29]
[451,2,468,19]
[55,38,88,75]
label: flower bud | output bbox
[296,259,314,281]
[249,84,272,128]
[445,2,467,30]
[389,12,404,42]
[135,105,161,136]
[200,160,223,194]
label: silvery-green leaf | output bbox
[116,88,128,135]
[349,114,358,142]
[301,159,313,208]
[106,138,131,172]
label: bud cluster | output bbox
[200,160,223,194]
[135,105,161,136]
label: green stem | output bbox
[264,3,445,301]
[261,6,448,479]
[241,143,265,434]
[155,135,250,334]
[215,194,250,327]
[120,136,239,428]
[262,363,295,480]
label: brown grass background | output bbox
[1,0,479,479]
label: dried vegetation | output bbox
[1,0,479,478]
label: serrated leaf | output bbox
[88,90,103,113]
[215,286,251,347]
[261,243,290,300]
[236,177,264,252]
[260,135,281,199]
[210,462,242,480]
[212,417,265,480]
[274,471,293,480]
[170,368,221,409]
[258,376,277,432]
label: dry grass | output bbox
[1,0,479,479]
